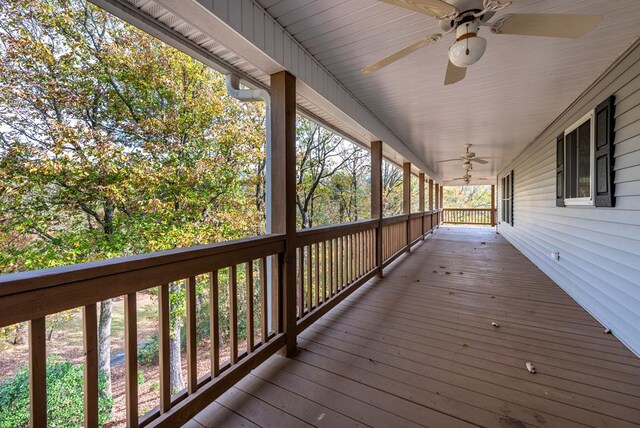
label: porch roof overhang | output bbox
[93,0,640,185]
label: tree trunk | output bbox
[98,298,113,397]
[169,324,184,394]
[169,282,184,394]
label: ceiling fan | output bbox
[438,144,493,169]
[361,0,602,85]
[448,172,491,184]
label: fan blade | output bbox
[491,13,602,39]
[471,158,489,164]
[362,34,441,74]
[436,158,462,163]
[444,60,466,85]
[377,0,458,18]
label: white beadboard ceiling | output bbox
[255,0,640,184]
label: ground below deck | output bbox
[189,226,640,428]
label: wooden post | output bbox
[270,70,297,357]
[434,183,440,227]
[428,179,434,211]
[371,141,383,277]
[491,184,496,226]
[124,294,138,427]
[418,173,425,212]
[30,317,46,427]
[403,162,411,252]
[440,184,444,211]
[83,303,98,428]
[418,173,425,238]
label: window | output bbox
[563,112,594,205]
[556,96,616,208]
[501,171,513,225]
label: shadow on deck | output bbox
[190,227,640,428]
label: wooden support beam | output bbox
[403,162,411,253]
[370,141,383,278]
[419,173,425,238]
[491,184,496,227]
[403,162,411,214]
[418,173,425,213]
[428,179,434,209]
[270,70,297,357]
[440,184,444,211]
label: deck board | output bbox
[194,227,640,427]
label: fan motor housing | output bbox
[438,0,495,32]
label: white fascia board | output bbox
[151,0,439,181]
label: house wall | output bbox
[497,39,640,356]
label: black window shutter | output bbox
[594,95,616,207]
[556,133,565,207]
[510,170,514,226]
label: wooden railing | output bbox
[0,210,442,427]
[442,208,496,225]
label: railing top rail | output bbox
[442,208,494,211]
[0,233,286,298]
[296,219,378,246]
[381,214,410,225]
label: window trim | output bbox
[563,110,595,206]
[501,171,513,225]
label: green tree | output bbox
[0,0,265,400]
[442,185,492,208]
[382,160,403,216]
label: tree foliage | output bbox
[442,185,492,208]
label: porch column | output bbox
[491,184,496,226]
[440,184,444,211]
[269,70,297,357]
[371,141,383,277]
[403,162,411,252]
[434,183,440,226]
[418,172,425,238]
[428,178,434,232]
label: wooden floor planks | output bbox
[193,226,640,428]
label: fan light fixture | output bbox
[448,20,486,68]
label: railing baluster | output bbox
[259,258,268,342]
[230,266,238,364]
[334,237,339,292]
[210,270,220,377]
[361,231,365,276]
[328,239,334,297]
[124,293,138,426]
[297,247,304,318]
[306,245,312,313]
[159,284,170,413]
[314,243,320,309]
[335,237,340,294]
[246,262,254,353]
[187,277,198,393]
[348,234,352,284]
[29,317,47,427]
[83,303,98,428]
[322,240,328,302]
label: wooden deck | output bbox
[190,227,640,428]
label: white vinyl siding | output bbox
[498,40,640,356]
